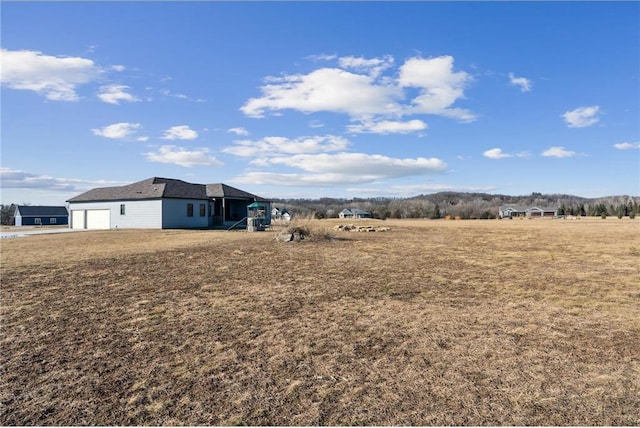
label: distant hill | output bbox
[271,192,639,220]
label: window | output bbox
[50,218,57,224]
[199,203,206,217]
[120,204,126,215]
[187,203,194,217]
[34,218,42,225]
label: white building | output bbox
[67,177,270,230]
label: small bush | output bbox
[630,212,636,219]
[277,220,335,242]
[601,213,607,219]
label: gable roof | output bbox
[67,177,266,203]
[15,206,68,217]
[500,206,529,212]
[527,206,557,213]
[206,183,267,201]
[341,208,371,215]
[501,205,557,213]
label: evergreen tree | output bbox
[431,203,441,219]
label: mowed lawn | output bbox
[1,218,639,425]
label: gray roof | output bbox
[342,208,371,215]
[67,177,266,203]
[206,183,267,201]
[15,206,68,217]
[500,205,556,212]
[527,206,557,212]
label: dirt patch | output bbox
[1,219,639,425]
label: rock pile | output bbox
[334,224,391,232]
[275,230,306,242]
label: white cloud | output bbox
[231,150,450,188]
[158,88,204,102]
[483,148,513,159]
[91,122,143,140]
[0,48,102,101]
[97,84,140,104]
[562,105,600,128]
[251,152,446,180]
[0,167,125,192]
[144,145,223,167]
[307,53,337,62]
[111,65,126,72]
[223,135,348,157]
[350,182,497,197]
[347,119,427,134]
[241,55,475,122]
[398,56,476,122]
[508,72,532,92]
[542,146,577,158]
[232,171,363,186]
[338,55,394,77]
[483,148,530,159]
[613,141,640,150]
[161,125,198,140]
[228,127,249,136]
[241,67,402,118]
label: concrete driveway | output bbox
[0,227,84,239]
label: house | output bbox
[499,205,557,219]
[66,177,270,230]
[526,206,558,218]
[13,205,69,226]
[339,208,372,219]
[271,207,291,222]
[498,206,528,218]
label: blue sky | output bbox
[1,1,639,205]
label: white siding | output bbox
[68,200,163,229]
[161,199,209,229]
[115,200,163,228]
[68,199,212,229]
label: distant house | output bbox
[272,207,291,222]
[499,205,557,219]
[339,208,372,219]
[526,207,558,218]
[66,177,270,230]
[13,205,69,226]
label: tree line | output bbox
[2,193,638,225]
[271,192,640,220]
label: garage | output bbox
[71,210,85,229]
[86,209,111,229]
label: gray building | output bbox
[13,205,69,226]
[67,177,270,230]
[339,208,372,219]
[499,205,557,219]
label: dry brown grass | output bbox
[1,218,639,425]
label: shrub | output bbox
[277,219,335,242]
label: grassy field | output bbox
[1,218,639,425]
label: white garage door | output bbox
[71,210,85,229]
[86,210,110,229]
